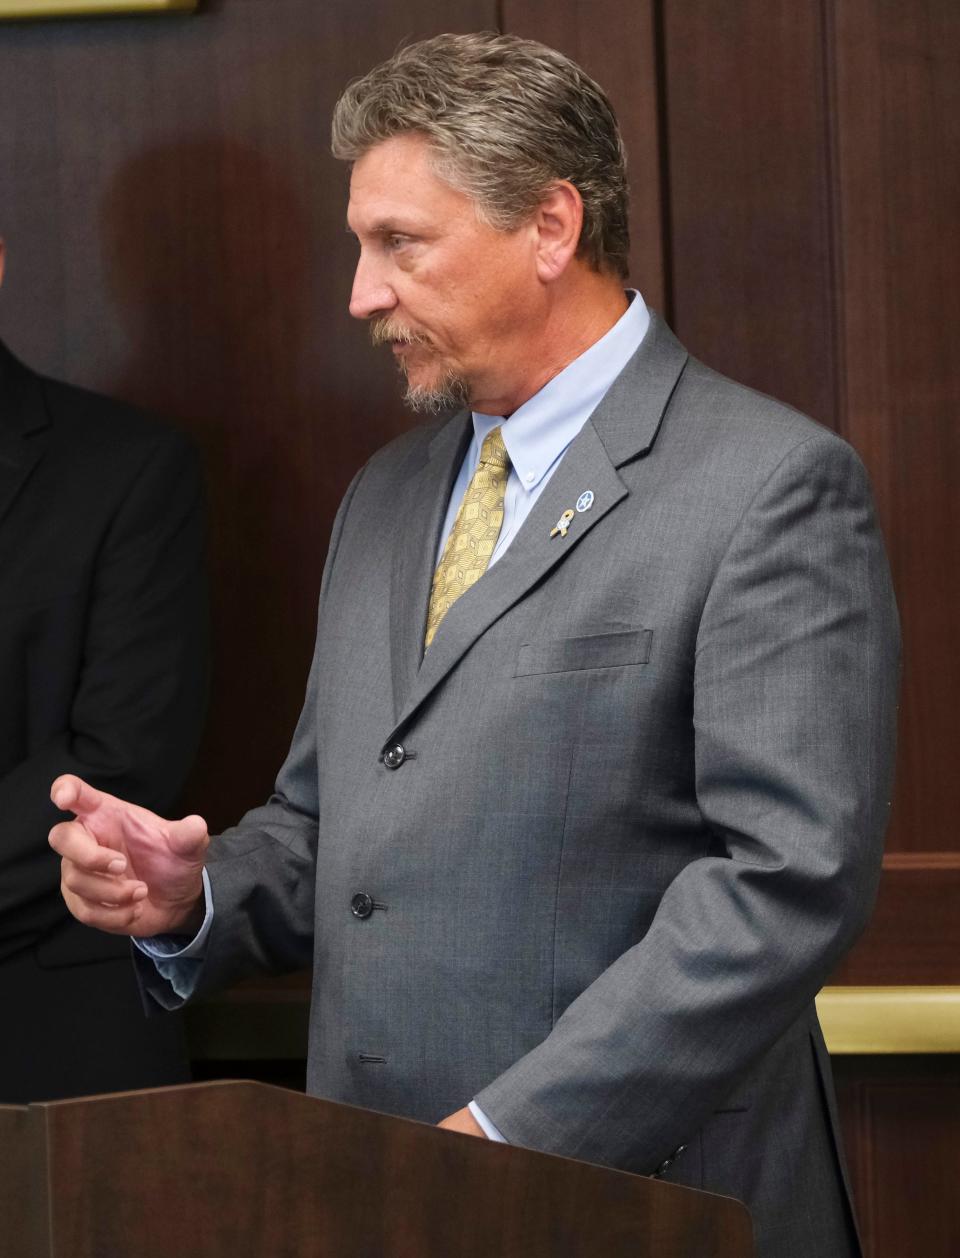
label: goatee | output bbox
[370,317,470,415]
[403,374,470,415]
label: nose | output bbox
[349,251,397,321]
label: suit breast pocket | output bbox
[515,628,653,677]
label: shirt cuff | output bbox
[469,1100,508,1142]
[132,869,213,1000]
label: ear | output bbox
[532,182,583,283]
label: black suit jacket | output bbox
[0,340,208,1100]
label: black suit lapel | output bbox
[0,343,50,528]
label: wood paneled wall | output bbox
[835,1056,960,1258]
[1,4,958,1254]
[502,0,666,313]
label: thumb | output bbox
[51,774,109,818]
[166,813,209,859]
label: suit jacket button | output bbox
[351,892,374,919]
[382,743,406,770]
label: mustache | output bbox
[369,318,432,349]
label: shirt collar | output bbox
[470,291,650,492]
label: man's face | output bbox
[347,133,543,415]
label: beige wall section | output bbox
[818,988,960,1054]
[0,0,196,17]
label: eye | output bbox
[385,233,411,251]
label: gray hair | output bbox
[331,32,630,279]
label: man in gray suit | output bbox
[50,34,898,1257]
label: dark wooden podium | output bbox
[0,1081,753,1257]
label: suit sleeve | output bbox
[475,431,900,1171]
[0,429,208,963]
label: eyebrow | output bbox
[346,217,425,239]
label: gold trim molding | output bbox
[817,986,960,1054]
[0,0,196,18]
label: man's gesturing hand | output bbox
[49,775,209,939]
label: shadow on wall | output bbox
[99,139,323,830]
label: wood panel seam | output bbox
[820,0,848,439]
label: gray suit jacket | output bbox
[144,315,899,1257]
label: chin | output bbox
[402,368,471,415]
[403,356,449,390]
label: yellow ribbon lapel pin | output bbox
[550,509,575,538]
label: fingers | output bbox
[55,824,149,933]
[62,884,146,934]
[50,774,110,819]
[62,866,148,909]
[49,819,125,873]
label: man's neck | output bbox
[473,274,629,418]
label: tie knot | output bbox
[479,426,510,471]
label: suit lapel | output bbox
[0,342,50,528]
[388,411,472,719]
[389,423,626,737]
[385,313,690,741]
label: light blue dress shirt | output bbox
[134,868,213,992]
[138,291,651,1139]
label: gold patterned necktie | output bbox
[424,426,511,648]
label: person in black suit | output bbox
[0,236,208,1102]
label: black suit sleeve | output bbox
[0,429,208,963]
